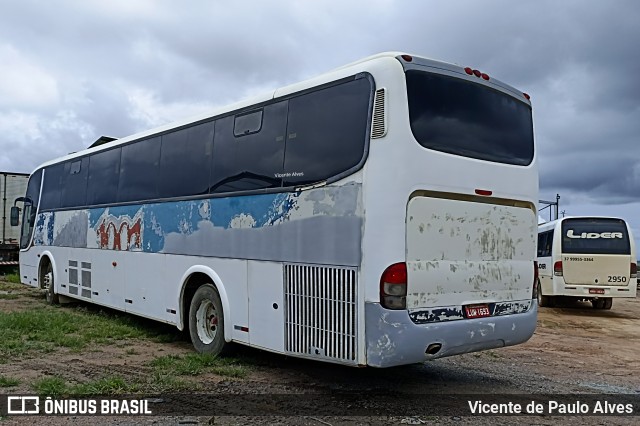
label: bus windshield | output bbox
[561,218,630,255]
[406,70,534,166]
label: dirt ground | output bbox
[500,294,640,393]
[1,279,639,424]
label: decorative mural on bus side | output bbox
[32,183,363,266]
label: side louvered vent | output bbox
[284,264,357,365]
[371,88,387,138]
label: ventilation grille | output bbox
[284,264,357,364]
[371,88,387,138]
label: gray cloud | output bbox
[0,0,639,231]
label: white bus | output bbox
[12,52,538,367]
[537,216,637,309]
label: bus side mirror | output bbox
[10,206,20,226]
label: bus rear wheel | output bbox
[593,298,612,310]
[188,284,227,355]
[42,263,59,305]
[537,281,553,307]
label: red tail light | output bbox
[631,263,637,279]
[380,263,407,310]
[553,261,563,276]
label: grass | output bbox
[0,280,22,291]
[151,353,248,378]
[4,273,21,284]
[0,375,20,387]
[0,293,20,300]
[0,305,174,360]
[0,274,251,396]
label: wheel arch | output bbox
[178,265,231,342]
[37,250,57,291]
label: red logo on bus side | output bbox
[97,218,142,251]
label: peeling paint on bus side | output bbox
[408,300,533,324]
[32,183,363,266]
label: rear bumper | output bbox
[364,301,537,367]
[555,284,636,299]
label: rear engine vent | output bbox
[371,88,387,139]
[284,264,357,365]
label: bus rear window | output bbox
[406,70,534,166]
[561,218,630,255]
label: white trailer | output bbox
[1,172,29,265]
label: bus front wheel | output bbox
[189,284,227,355]
[42,263,59,305]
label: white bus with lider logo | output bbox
[537,216,637,309]
[11,52,538,367]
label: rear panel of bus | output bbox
[361,55,538,367]
[552,218,637,298]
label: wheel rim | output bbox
[44,268,53,301]
[195,299,219,345]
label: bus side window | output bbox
[117,137,161,203]
[40,163,65,211]
[87,148,122,206]
[537,233,546,257]
[60,158,89,208]
[210,101,287,194]
[159,122,214,199]
[546,230,553,256]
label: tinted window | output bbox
[561,218,630,255]
[537,230,553,257]
[210,101,287,194]
[234,110,263,136]
[406,70,534,166]
[87,148,121,206]
[283,77,371,186]
[40,163,64,210]
[159,122,214,198]
[60,158,89,208]
[118,137,161,202]
[20,169,42,249]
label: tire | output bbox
[188,284,227,355]
[602,298,613,310]
[592,299,605,309]
[537,280,552,307]
[43,263,59,305]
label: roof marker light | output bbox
[464,67,473,75]
[475,189,492,196]
[472,69,482,77]
[523,93,531,100]
[481,73,490,81]
[401,54,413,62]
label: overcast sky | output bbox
[1,0,639,247]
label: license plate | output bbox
[589,288,605,294]
[465,304,491,319]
